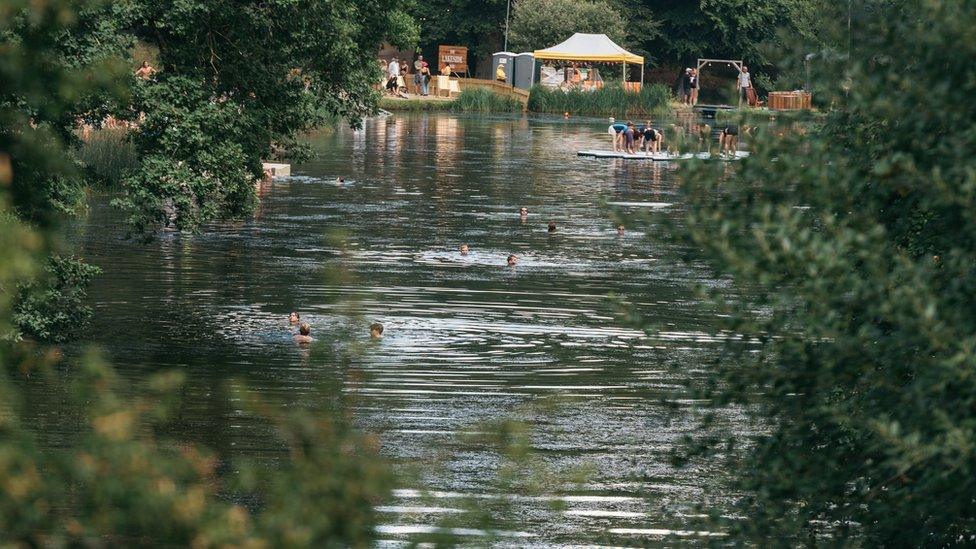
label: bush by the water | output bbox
[528,84,671,117]
[451,88,523,113]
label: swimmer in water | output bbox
[289,311,300,324]
[548,221,556,233]
[337,177,344,184]
[370,322,384,339]
[519,206,528,218]
[507,254,518,266]
[617,224,625,236]
[293,322,313,344]
[459,244,469,255]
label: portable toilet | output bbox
[491,52,515,85]
[512,52,537,90]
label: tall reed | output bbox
[77,128,137,187]
[451,88,523,113]
[528,83,672,117]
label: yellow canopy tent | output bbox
[533,33,644,84]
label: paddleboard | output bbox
[577,150,749,161]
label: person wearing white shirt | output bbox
[386,57,400,95]
[737,66,752,107]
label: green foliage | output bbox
[451,88,523,113]
[669,0,976,543]
[12,256,100,343]
[412,0,508,62]
[528,83,671,116]
[110,0,417,235]
[507,0,629,53]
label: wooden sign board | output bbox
[438,45,468,74]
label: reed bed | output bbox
[77,128,137,187]
[450,88,523,113]
[527,83,672,117]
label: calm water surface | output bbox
[66,113,747,545]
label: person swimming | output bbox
[519,206,528,218]
[370,322,384,339]
[289,311,300,324]
[617,224,625,236]
[293,322,313,344]
[459,243,469,255]
[507,254,518,266]
[548,221,556,233]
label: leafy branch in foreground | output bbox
[666,0,976,544]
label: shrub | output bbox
[451,88,523,113]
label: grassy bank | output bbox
[528,83,671,117]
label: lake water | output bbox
[64,113,746,545]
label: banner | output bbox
[438,45,468,74]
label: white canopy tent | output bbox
[533,33,644,84]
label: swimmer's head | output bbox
[548,221,556,233]
[299,323,310,336]
[459,244,469,255]
[617,224,625,235]
[507,254,518,266]
[337,177,344,183]
[289,312,300,324]
[519,207,528,216]
[370,323,384,338]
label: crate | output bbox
[768,91,812,110]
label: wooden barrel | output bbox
[768,91,812,110]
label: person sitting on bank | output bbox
[370,323,384,339]
[294,323,313,344]
[496,64,507,82]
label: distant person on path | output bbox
[420,61,431,96]
[441,63,453,76]
[370,323,384,339]
[294,323,313,344]
[386,57,400,96]
[738,66,752,107]
[689,68,699,106]
[608,117,626,151]
[399,60,410,94]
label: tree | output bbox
[411,0,508,76]
[667,0,976,543]
[507,0,628,53]
[111,0,417,235]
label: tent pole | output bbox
[640,64,644,86]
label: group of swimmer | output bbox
[459,206,625,267]
[607,117,744,156]
[288,310,384,345]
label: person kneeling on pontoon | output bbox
[640,121,663,154]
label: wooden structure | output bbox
[696,58,744,75]
[768,91,812,110]
[438,45,469,76]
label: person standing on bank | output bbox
[386,57,400,96]
[689,68,699,106]
[414,55,425,95]
[738,65,752,107]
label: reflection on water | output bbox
[61,113,749,544]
